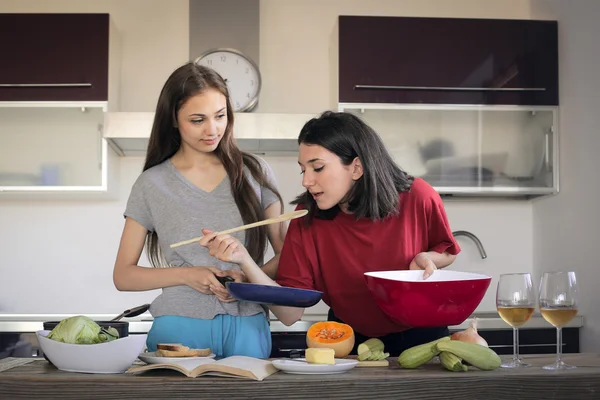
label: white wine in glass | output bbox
[496,273,535,368]
[539,271,579,370]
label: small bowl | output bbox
[364,270,491,328]
[36,330,147,374]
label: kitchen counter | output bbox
[1,354,599,399]
[0,312,584,333]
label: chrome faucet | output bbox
[452,231,487,259]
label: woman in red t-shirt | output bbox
[200,111,461,356]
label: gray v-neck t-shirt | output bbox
[124,157,280,320]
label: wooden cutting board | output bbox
[356,359,390,367]
[345,355,390,367]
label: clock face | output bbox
[195,49,261,112]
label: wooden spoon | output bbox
[169,209,308,249]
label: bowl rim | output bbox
[36,330,146,346]
[364,269,492,281]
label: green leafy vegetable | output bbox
[47,316,120,344]
[99,326,119,342]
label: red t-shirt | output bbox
[275,178,461,337]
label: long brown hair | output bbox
[143,62,283,267]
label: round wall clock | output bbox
[195,48,261,112]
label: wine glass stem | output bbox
[556,327,562,365]
[513,327,520,363]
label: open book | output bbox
[126,356,278,381]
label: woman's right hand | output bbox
[198,229,253,266]
[184,266,226,296]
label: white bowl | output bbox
[36,330,147,374]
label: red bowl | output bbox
[364,270,491,328]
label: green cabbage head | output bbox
[47,316,119,344]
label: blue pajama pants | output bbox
[146,313,272,359]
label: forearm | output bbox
[424,251,456,269]
[113,265,187,292]
[260,254,280,279]
[269,305,304,326]
[240,258,278,287]
[239,258,304,325]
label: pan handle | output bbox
[111,304,150,322]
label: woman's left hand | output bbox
[218,269,247,283]
[409,252,437,280]
[209,269,247,303]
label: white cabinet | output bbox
[0,103,118,199]
[0,13,120,199]
[339,103,558,197]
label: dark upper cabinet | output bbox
[338,16,558,106]
[0,13,116,102]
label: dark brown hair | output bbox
[292,111,413,224]
[143,62,283,267]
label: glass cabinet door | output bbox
[339,103,557,196]
[0,104,110,193]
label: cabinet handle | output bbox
[354,85,546,92]
[544,128,552,172]
[0,83,92,88]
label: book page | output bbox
[126,363,192,377]
[191,356,277,381]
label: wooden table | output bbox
[1,354,600,399]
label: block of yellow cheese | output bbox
[305,348,335,365]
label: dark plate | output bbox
[226,282,323,308]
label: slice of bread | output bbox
[155,343,212,358]
[156,343,188,352]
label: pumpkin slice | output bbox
[306,321,355,358]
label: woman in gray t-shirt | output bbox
[113,62,285,359]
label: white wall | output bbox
[0,0,536,316]
[531,0,600,352]
[0,157,158,314]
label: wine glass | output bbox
[539,271,579,370]
[496,273,535,368]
